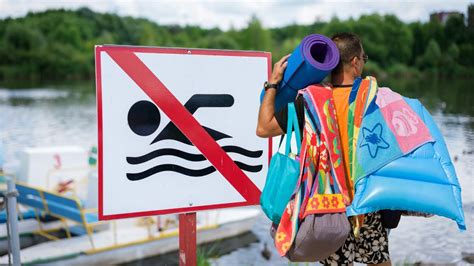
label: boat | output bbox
[0,145,261,264]
[0,207,260,265]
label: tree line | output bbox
[0,6,473,82]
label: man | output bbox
[257,33,391,265]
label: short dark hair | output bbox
[331,33,363,73]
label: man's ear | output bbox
[351,56,357,67]
[350,57,358,73]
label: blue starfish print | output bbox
[359,123,390,158]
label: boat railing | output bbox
[14,181,106,249]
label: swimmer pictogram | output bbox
[126,94,263,180]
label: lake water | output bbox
[0,78,473,265]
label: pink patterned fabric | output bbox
[376,88,433,153]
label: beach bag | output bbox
[273,85,352,261]
[288,212,350,261]
[272,146,350,262]
[260,103,301,225]
[271,211,350,262]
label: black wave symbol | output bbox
[126,162,262,181]
[126,146,263,165]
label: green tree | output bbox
[353,15,388,65]
[409,22,428,65]
[426,20,446,49]
[321,17,353,37]
[381,15,413,65]
[50,22,82,48]
[417,39,442,70]
[468,4,474,29]
[270,37,299,62]
[3,22,45,50]
[0,7,473,82]
[458,43,474,67]
[440,43,461,76]
[240,16,272,51]
[444,15,466,44]
[201,34,239,50]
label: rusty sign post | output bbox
[179,212,197,266]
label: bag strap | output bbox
[285,102,301,155]
[292,104,302,153]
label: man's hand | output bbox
[256,54,291,138]
[269,54,291,84]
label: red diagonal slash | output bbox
[106,50,261,204]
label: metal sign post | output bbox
[179,212,196,266]
[5,177,21,266]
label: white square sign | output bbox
[96,46,271,220]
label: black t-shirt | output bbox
[275,95,305,134]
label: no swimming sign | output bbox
[95,46,271,220]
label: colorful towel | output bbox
[346,77,433,235]
[274,84,349,256]
[346,96,466,230]
[348,77,433,185]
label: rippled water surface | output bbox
[0,78,473,265]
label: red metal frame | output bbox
[96,45,272,220]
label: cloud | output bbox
[0,0,471,30]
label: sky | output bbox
[0,0,472,30]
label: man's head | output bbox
[331,33,367,78]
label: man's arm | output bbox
[256,54,290,138]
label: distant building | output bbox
[430,11,464,25]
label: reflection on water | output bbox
[0,78,473,264]
[0,81,97,171]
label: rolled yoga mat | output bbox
[261,34,340,111]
